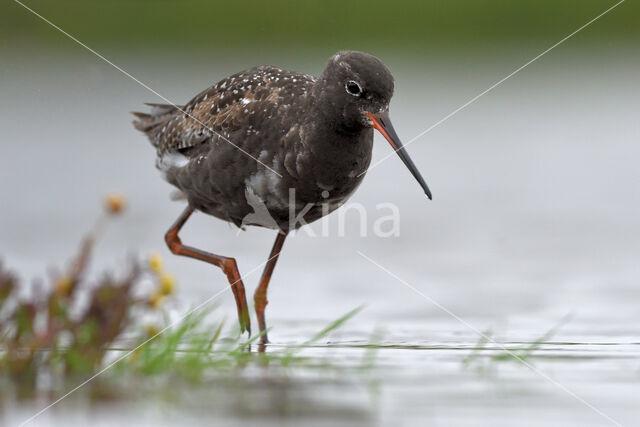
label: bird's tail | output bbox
[131,103,181,140]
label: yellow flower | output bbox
[55,276,73,296]
[131,349,141,362]
[149,291,164,308]
[148,252,164,273]
[159,273,176,296]
[145,324,161,337]
[104,193,126,215]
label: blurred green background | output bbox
[2,0,638,53]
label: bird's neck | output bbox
[303,93,372,153]
[290,97,373,204]
[310,80,366,138]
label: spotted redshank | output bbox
[133,51,431,345]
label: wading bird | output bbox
[133,51,431,345]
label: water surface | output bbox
[1,47,639,425]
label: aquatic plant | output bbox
[0,197,369,393]
[0,195,175,383]
[118,306,364,381]
[462,315,572,372]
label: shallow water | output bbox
[1,46,639,425]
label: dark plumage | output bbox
[132,51,430,344]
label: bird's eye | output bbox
[345,80,362,96]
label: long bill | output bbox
[367,112,432,200]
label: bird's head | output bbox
[318,50,432,199]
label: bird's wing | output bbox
[133,66,314,155]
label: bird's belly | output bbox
[173,166,360,232]
[241,169,360,231]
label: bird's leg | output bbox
[165,206,251,335]
[254,232,287,347]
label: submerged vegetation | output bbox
[462,315,572,373]
[118,306,364,382]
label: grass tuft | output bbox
[463,315,572,372]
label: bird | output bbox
[133,50,431,346]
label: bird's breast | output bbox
[288,128,374,205]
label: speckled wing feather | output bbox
[133,66,315,157]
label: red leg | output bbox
[254,232,287,346]
[165,206,251,335]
